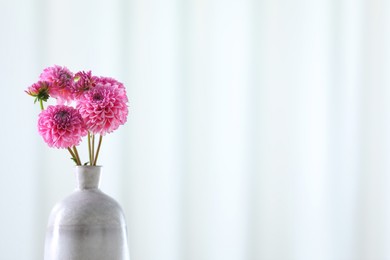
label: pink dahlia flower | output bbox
[38,105,87,148]
[40,65,74,104]
[95,76,126,90]
[76,79,128,135]
[71,71,97,99]
[25,81,50,102]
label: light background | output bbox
[1,0,390,259]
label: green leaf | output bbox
[70,157,78,164]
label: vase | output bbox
[44,166,130,260]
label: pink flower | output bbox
[76,79,128,135]
[40,65,74,104]
[95,76,125,89]
[38,105,87,148]
[71,71,97,99]
[25,81,50,103]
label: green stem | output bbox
[88,132,92,165]
[73,146,81,165]
[91,134,95,165]
[67,147,77,164]
[39,100,44,110]
[93,135,103,166]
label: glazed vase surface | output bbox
[44,166,130,260]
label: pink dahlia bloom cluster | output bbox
[77,77,129,135]
[38,105,87,148]
[27,65,129,151]
[26,65,128,152]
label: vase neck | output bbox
[75,166,101,189]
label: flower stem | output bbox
[91,134,95,165]
[88,132,92,165]
[73,146,81,165]
[39,100,44,110]
[93,135,103,166]
[67,147,78,165]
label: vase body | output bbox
[44,166,130,260]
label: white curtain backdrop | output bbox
[1,0,390,259]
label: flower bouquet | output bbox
[27,65,131,260]
[25,65,129,166]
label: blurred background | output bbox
[1,0,390,259]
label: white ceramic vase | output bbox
[44,166,130,260]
